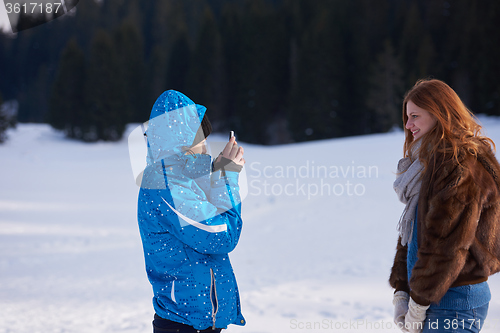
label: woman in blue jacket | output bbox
[137,90,246,332]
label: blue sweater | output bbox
[407,208,491,310]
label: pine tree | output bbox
[147,0,189,102]
[165,32,191,95]
[233,0,289,144]
[73,0,101,51]
[185,5,226,127]
[48,38,86,139]
[287,0,346,142]
[398,1,426,87]
[366,40,404,133]
[467,1,500,116]
[114,20,147,123]
[85,29,128,141]
[220,3,243,134]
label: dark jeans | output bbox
[153,314,222,333]
[422,303,488,333]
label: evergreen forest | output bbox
[1,0,499,144]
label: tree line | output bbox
[0,0,499,144]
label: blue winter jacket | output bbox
[137,90,245,330]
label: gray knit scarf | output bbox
[393,140,423,246]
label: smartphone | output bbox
[229,131,235,140]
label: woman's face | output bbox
[405,101,437,140]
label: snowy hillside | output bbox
[1,117,500,333]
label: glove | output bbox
[213,155,243,173]
[404,298,429,333]
[212,137,244,174]
[393,291,409,331]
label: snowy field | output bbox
[1,117,500,333]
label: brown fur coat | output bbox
[389,143,500,306]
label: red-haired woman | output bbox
[390,79,500,333]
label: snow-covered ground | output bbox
[1,117,500,333]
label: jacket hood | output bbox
[146,90,207,165]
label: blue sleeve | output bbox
[147,168,243,255]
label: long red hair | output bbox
[402,78,495,172]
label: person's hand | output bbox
[213,136,245,173]
[393,291,409,332]
[404,298,429,333]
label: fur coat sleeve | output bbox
[390,145,500,306]
[389,237,410,294]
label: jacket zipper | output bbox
[210,268,218,329]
